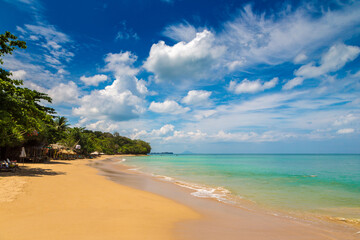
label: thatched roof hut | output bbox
[48,144,66,150]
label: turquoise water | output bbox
[122,154,360,219]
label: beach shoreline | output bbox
[1,155,359,240]
[93,156,360,240]
[115,154,360,226]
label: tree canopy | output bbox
[59,127,151,155]
[0,31,55,147]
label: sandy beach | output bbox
[0,156,199,240]
[1,156,359,240]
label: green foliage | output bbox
[58,128,151,155]
[0,31,55,147]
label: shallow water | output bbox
[122,154,360,219]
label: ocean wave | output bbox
[152,174,237,204]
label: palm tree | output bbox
[54,116,69,132]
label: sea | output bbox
[121,154,360,221]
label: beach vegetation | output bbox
[0,31,55,149]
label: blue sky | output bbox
[1,0,360,153]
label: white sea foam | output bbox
[151,173,236,203]
[114,158,127,164]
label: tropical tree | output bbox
[0,31,55,157]
[54,116,69,132]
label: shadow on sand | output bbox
[0,164,66,177]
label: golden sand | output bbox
[0,157,199,240]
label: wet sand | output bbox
[93,157,360,240]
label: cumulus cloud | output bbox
[47,81,80,105]
[10,69,27,79]
[85,120,123,133]
[102,51,149,95]
[73,80,145,121]
[151,124,175,136]
[73,50,149,122]
[181,90,212,105]
[80,74,108,86]
[282,77,304,90]
[136,79,148,95]
[149,100,190,114]
[337,128,355,134]
[22,80,79,105]
[295,43,360,78]
[228,77,278,94]
[104,51,139,77]
[130,124,175,140]
[143,30,226,83]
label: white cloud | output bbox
[227,59,245,71]
[73,79,145,121]
[337,128,355,134]
[182,90,212,105]
[143,30,226,83]
[18,24,74,69]
[194,110,217,120]
[72,50,148,122]
[163,22,197,42]
[47,81,80,105]
[101,51,149,96]
[282,77,304,90]
[4,55,68,89]
[129,124,175,140]
[103,51,139,77]
[85,120,123,133]
[4,0,42,14]
[22,80,79,105]
[333,114,358,126]
[149,100,190,114]
[221,3,360,68]
[136,79,148,95]
[228,77,278,94]
[80,74,108,86]
[295,43,360,78]
[294,53,307,64]
[164,130,207,142]
[151,124,175,136]
[10,69,26,79]
[160,129,294,143]
[213,130,294,142]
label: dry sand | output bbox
[0,156,199,240]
